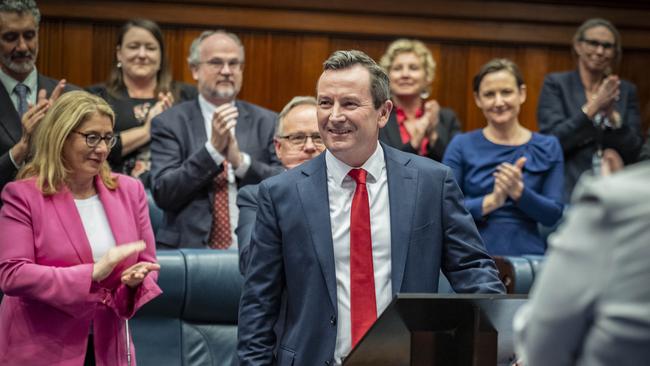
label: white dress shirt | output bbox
[198,95,253,248]
[326,144,392,364]
[74,195,116,262]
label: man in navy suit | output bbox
[150,30,282,249]
[236,96,324,275]
[0,0,75,195]
[237,50,504,366]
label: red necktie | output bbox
[348,168,377,347]
[209,162,232,249]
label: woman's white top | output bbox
[74,195,116,262]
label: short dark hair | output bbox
[573,18,622,65]
[322,50,390,109]
[0,0,41,25]
[472,58,525,93]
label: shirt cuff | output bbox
[8,148,21,169]
[204,141,225,166]
[234,152,251,178]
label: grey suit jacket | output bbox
[0,74,77,195]
[517,162,650,366]
[238,144,504,366]
[150,98,282,248]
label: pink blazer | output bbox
[0,174,162,366]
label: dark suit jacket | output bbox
[237,144,505,366]
[236,183,258,275]
[150,98,282,248]
[639,127,650,162]
[0,74,78,195]
[379,106,461,162]
[537,70,643,201]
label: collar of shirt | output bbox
[0,67,38,106]
[394,104,424,125]
[325,143,385,186]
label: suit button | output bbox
[330,315,336,325]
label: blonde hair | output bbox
[379,38,436,97]
[17,91,118,194]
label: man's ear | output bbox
[378,99,393,128]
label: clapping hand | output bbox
[92,241,146,283]
[210,104,238,154]
[494,157,527,201]
[145,91,174,126]
[423,99,441,142]
[585,75,620,119]
[121,261,161,288]
[404,99,440,149]
[11,79,67,165]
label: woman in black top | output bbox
[88,19,196,187]
[378,38,461,162]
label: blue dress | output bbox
[443,130,564,255]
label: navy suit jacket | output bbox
[150,98,282,248]
[0,74,78,196]
[537,70,642,201]
[237,143,505,366]
[236,183,258,275]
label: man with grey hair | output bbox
[0,0,76,196]
[150,29,281,249]
[238,50,504,365]
[236,95,324,275]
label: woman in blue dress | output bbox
[443,59,564,256]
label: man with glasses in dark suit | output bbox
[236,96,325,275]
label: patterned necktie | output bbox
[348,168,377,348]
[14,83,29,118]
[209,162,232,249]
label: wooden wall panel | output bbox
[33,1,650,134]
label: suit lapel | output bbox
[0,80,21,143]
[51,187,94,263]
[296,155,337,310]
[234,100,251,144]
[570,70,587,113]
[190,100,209,145]
[384,145,418,294]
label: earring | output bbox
[117,61,122,68]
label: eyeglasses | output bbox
[580,38,615,51]
[278,132,325,148]
[73,131,117,149]
[197,58,243,72]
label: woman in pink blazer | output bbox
[0,91,162,365]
